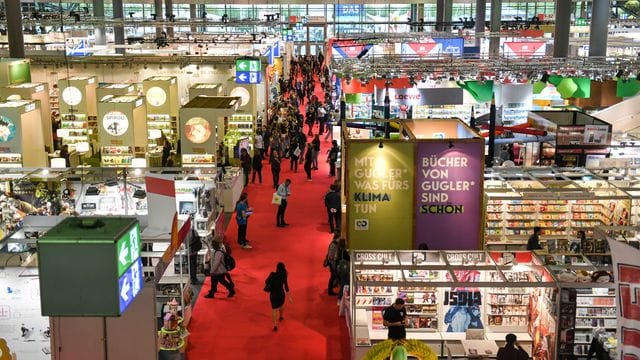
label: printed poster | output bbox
[415,140,484,250]
[347,142,414,250]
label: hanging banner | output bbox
[375,88,464,106]
[415,140,484,250]
[503,41,546,58]
[332,43,372,59]
[348,142,414,250]
[608,239,640,359]
[401,42,439,57]
[433,38,464,57]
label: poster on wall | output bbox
[415,140,484,250]
[347,142,414,250]
[443,270,483,332]
[0,268,51,359]
[583,124,610,145]
[608,239,640,359]
[529,288,557,360]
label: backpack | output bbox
[217,250,236,272]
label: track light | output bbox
[616,69,625,78]
[378,140,384,149]
[449,141,454,149]
[540,73,550,83]
[357,46,371,59]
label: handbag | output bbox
[293,147,301,157]
[263,274,272,292]
[272,192,282,205]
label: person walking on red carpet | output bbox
[240,148,251,188]
[204,241,235,299]
[324,232,340,296]
[311,134,321,170]
[270,151,281,189]
[276,179,291,227]
[327,140,340,177]
[324,184,341,233]
[264,262,292,332]
[303,144,313,181]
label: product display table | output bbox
[461,339,499,358]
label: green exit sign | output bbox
[38,217,142,316]
[236,58,261,72]
[575,18,588,26]
[117,224,141,276]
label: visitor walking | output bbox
[240,148,251,187]
[264,262,292,332]
[324,184,341,233]
[251,152,263,184]
[204,241,236,298]
[324,233,339,295]
[311,134,320,170]
[276,179,291,227]
[270,151,281,189]
[327,140,339,177]
[303,143,313,181]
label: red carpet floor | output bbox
[187,91,350,359]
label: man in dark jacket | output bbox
[324,184,341,233]
[497,333,529,360]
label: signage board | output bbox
[236,71,262,84]
[116,223,141,276]
[347,142,414,250]
[235,58,261,72]
[415,141,484,250]
[375,88,464,106]
[118,257,143,313]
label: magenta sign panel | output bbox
[415,141,484,250]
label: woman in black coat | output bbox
[304,143,313,181]
[265,262,291,331]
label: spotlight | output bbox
[356,46,371,59]
[540,72,550,83]
[449,141,454,149]
[378,140,384,149]
[616,69,625,78]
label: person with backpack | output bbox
[264,262,292,332]
[323,232,340,296]
[324,184,341,233]
[204,241,236,299]
[336,238,350,304]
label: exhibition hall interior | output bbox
[0,0,640,359]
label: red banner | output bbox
[503,41,546,58]
[609,239,640,359]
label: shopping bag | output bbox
[272,192,282,205]
[293,147,301,157]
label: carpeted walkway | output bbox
[187,86,350,359]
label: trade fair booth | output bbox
[346,250,556,359]
[0,100,47,167]
[57,76,98,151]
[142,76,179,152]
[180,96,239,168]
[188,83,222,101]
[0,82,53,151]
[97,95,147,167]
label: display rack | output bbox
[484,168,631,250]
[57,76,98,151]
[349,250,555,359]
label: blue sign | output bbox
[262,46,275,65]
[118,258,143,314]
[273,41,280,57]
[295,22,303,30]
[336,4,364,17]
[236,71,262,84]
[433,38,464,57]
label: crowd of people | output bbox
[198,54,351,332]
